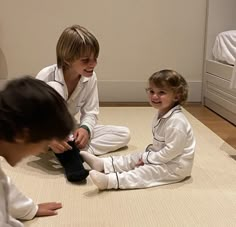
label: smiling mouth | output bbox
[152,101,161,104]
[85,69,93,73]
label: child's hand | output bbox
[35,202,62,217]
[49,140,72,153]
[135,159,144,167]
[74,128,89,149]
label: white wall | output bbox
[0,0,207,102]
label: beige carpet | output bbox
[2,107,236,227]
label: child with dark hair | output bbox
[81,70,196,190]
[0,76,74,226]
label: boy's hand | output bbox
[135,159,144,167]
[49,140,72,153]
[74,128,89,149]
[35,202,62,217]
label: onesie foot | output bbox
[80,151,104,172]
[89,170,108,190]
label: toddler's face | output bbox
[146,83,179,115]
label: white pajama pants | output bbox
[83,125,131,155]
[103,152,185,189]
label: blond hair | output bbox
[56,25,99,69]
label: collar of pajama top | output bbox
[54,67,90,101]
[152,104,183,137]
[157,105,182,120]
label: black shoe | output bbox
[54,141,89,182]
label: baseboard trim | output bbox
[98,80,202,102]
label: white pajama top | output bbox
[0,162,37,227]
[36,64,99,136]
[142,105,195,177]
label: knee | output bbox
[122,127,131,144]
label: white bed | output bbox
[212,30,236,65]
[204,30,236,125]
[204,59,236,125]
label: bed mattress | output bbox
[212,30,236,65]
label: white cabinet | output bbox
[203,0,236,125]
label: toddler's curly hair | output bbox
[149,69,188,105]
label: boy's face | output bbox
[3,140,50,166]
[69,53,97,78]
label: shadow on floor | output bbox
[27,152,64,175]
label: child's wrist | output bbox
[79,125,91,138]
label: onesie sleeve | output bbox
[142,126,187,165]
[7,176,38,220]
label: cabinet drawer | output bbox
[205,89,236,113]
[205,73,236,97]
[206,60,233,81]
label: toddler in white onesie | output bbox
[81,69,196,190]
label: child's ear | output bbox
[174,94,180,102]
[14,128,30,143]
[14,137,25,143]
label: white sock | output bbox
[89,170,108,190]
[80,151,104,172]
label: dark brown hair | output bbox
[0,76,74,142]
[149,69,188,105]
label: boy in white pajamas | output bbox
[0,77,74,226]
[36,25,130,182]
[81,70,196,190]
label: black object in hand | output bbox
[54,140,89,182]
